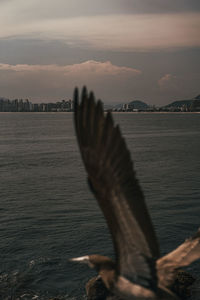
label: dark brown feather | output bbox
[74,87,160,289]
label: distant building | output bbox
[0,97,75,112]
[122,103,129,111]
[68,99,74,111]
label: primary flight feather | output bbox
[72,87,200,300]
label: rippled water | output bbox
[0,112,200,299]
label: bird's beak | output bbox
[69,255,90,264]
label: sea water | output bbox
[0,112,200,299]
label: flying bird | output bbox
[71,87,200,299]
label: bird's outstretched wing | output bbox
[157,229,200,288]
[74,87,160,289]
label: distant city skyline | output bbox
[1,94,199,112]
[0,1,199,105]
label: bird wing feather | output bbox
[74,87,160,289]
[157,229,200,287]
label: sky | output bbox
[0,0,199,105]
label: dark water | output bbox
[0,112,200,299]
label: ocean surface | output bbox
[0,112,200,300]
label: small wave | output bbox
[0,258,87,300]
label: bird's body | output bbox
[71,87,200,299]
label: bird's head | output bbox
[70,254,115,272]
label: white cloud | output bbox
[0,60,141,75]
[0,60,141,101]
[158,74,184,93]
[0,11,199,51]
[158,74,176,87]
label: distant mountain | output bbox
[128,100,149,110]
[164,99,193,108]
[190,98,200,111]
[113,100,149,110]
[164,95,200,108]
[193,95,200,100]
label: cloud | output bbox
[0,60,141,101]
[158,74,185,94]
[158,74,176,88]
[0,0,199,20]
[0,12,199,51]
[0,60,141,75]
